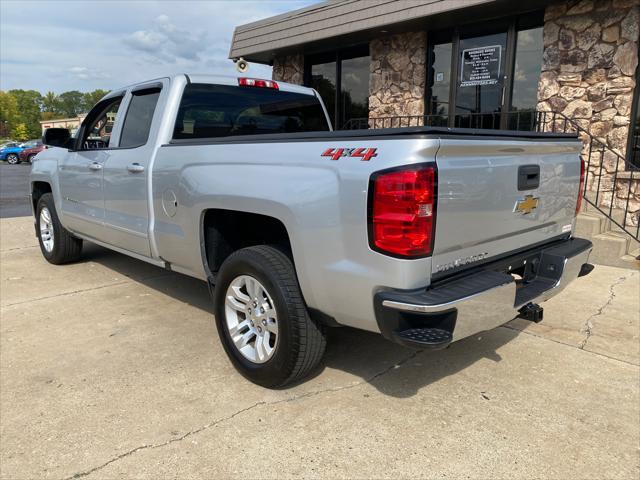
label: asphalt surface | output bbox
[0,162,32,218]
[0,215,638,479]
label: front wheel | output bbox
[213,245,326,388]
[36,193,83,264]
[6,153,19,164]
[27,154,36,163]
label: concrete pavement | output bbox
[0,216,638,479]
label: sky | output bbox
[0,0,315,94]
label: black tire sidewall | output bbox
[36,193,66,263]
[213,249,299,387]
[27,154,35,163]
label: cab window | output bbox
[119,88,161,148]
[173,83,329,139]
[80,97,123,150]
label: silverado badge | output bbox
[514,195,539,215]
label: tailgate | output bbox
[431,136,583,277]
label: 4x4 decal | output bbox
[321,147,378,161]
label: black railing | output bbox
[341,110,542,131]
[544,111,639,243]
[341,111,639,242]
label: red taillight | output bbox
[576,158,585,215]
[369,165,437,258]
[238,77,279,90]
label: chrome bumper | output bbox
[374,237,593,344]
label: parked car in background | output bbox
[19,140,46,163]
[0,143,25,164]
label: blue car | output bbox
[0,143,26,164]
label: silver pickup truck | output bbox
[30,74,593,387]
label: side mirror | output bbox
[42,128,73,149]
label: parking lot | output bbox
[0,208,638,478]
[0,163,32,218]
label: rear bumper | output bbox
[374,237,592,347]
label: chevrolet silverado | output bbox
[30,74,593,387]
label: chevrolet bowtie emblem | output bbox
[514,195,539,215]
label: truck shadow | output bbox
[82,243,520,399]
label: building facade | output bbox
[40,114,88,137]
[231,0,640,227]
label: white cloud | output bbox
[68,66,111,80]
[124,14,207,62]
[0,1,315,93]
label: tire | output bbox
[27,154,35,163]
[213,245,326,388]
[6,153,19,164]
[36,193,83,264]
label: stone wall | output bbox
[538,0,639,226]
[369,31,427,122]
[272,53,304,85]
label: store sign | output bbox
[460,45,501,87]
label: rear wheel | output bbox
[36,193,83,264]
[6,153,19,164]
[213,245,326,388]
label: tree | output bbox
[12,123,29,141]
[82,89,109,111]
[42,91,60,114]
[57,90,85,118]
[0,91,19,137]
[7,89,43,138]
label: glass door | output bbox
[454,31,508,129]
[426,13,544,131]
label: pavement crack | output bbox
[1,244,39,252]
[64,350,420,479]
[501,324,639,366]
[578,274,630,350]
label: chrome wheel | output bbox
[7,154,18,164]
[224,275,278,364]
[39,207,54,253]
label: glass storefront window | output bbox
[427,42,452,126]
[509,26,544,130]
[341,55,370,126]
[310,61,337,128]
[307,47,369,128]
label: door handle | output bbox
[127,163,145,173]
[89,162,102,171]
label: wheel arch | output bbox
[200,208,294,283]
[31,181,52,213]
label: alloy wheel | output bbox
[224,275,279,364]
[39,207,55,253]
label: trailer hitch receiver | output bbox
[518,302,544,323]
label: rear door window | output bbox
[119,88,161,148]
[173,83,329,139]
